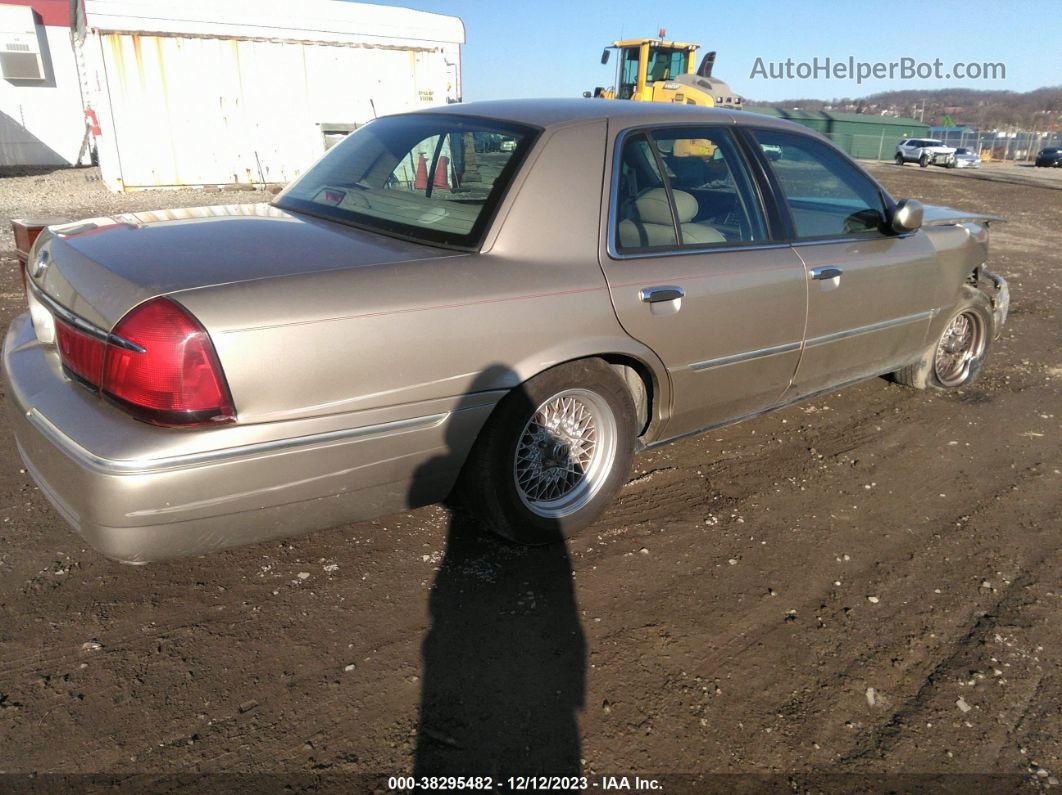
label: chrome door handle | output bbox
[810,266,843,281]
[639,286,685,303]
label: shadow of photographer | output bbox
[410,365,586,778]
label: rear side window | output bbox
[751,129,888,239]
[614,126,768,253]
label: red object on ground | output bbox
[414,154,428,190]
[85,108,101,136]
[432,156,450,190]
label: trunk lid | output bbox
[29,203,459,330]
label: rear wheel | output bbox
[895,153,905,166]
[458,359,636,543]
[891,286,994,390]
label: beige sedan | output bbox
[4,99,1008,562]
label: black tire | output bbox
[919,154,930,168]
[946,160,956,169]
[895,153,905,166]
[457,359,636,544]
[891,285,994,390]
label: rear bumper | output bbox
[4,313,496,562]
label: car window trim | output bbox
[606,123,779,260]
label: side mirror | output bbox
[601,49,610,65]
[891,198,923,233]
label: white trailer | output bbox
[74,0,464,190]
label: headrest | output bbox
[635,188,698,224]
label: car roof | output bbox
[411,97,809,134]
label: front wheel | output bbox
[891,285,994,390]
[919,154,930,168]
[458,359,636,543]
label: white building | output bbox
[0,1,86,166]
[1,0,465,190]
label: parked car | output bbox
[4,99,1009,562]
[895,138,957,168]
[1035,147,1062,167]
[499,137,517,152]
[760,143,783,161]
[952,147,981,168]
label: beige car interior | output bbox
[618,187,726,249]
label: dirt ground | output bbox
[0,164,1059,793]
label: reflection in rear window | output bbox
[276,115,537,249]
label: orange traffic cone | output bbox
[432,156,450,190]
[414,153,428,190]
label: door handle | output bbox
[810,266,843,281]
[639,286,685,303]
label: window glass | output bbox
[277,115,535,249]
[615,134,678,249]
[619,48,640,99]
[652,128,768,246]
[614,127,768,252]
[752,129,888,239]
[646,47,685,82]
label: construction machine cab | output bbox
[603,39,699,101]
[594,37,742,110]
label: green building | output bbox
[745,107,929,160]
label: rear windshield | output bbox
[276,114,538,249]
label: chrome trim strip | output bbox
[26,409,449,476]
[609,240,791,261]
[804,310,932,348]
[689,340,801,372]
[26,279,145,353]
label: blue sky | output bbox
[367,0,1061,102]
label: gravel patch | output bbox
[0,166,276,253]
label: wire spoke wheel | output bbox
[513,388,618,519]
[934,309,987,387]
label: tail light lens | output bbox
[102,298,234,426]
[53,297,234,427]
[55,319,106,386]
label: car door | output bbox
[600,125,808,438]
[747,127,939,397]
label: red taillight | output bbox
[101,298,234,426]
[53,297,234,427]
[55,319,107,386]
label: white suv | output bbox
[895,138,957,168]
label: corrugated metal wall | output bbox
[97,32,456,189]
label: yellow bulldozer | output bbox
[586,35,743,110]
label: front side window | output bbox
[276,115,536,249]
[614,127,768,253]
[751,129,888,239]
